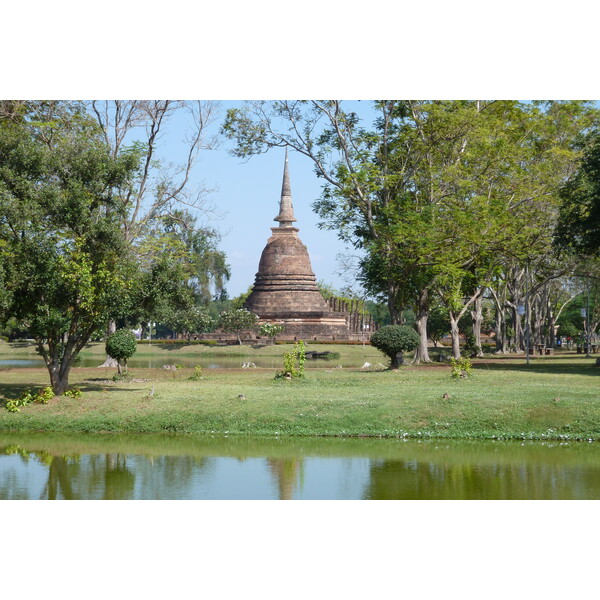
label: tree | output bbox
[0,101,140,394]
[557,130,600,257]
[89,101,228,358]
[370,325,420,369]
[224,100,599,364]
[219,308,259,344]
[259,323,285,343]
[427,306,450,348]
[167,306,214,341]
[105,329,137,374]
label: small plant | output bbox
[450,357,473,379]
[5,399,21,413]
[189,365,204,380]
[35,386,54,404]
[112,372,132,382]
[4,386,54,412]
[63,387,82,399]
[275,341,306,379]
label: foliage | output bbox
[189,365,204,380]
[63,387,82,398]
[557,320,580,338]
[370,325,420,368]
[428,306,450,347]
[106,329,137,373]
[556,130,600,256]
[260,323,285,341]
[275,341,306,379]
[219,308,259,344]
[223,100,599,364]
[5,386,54,412]
[450,357,473,379]
[0,101,141,394]
[136,210,230,305]
[166,306,214,341]
[231,287,253,310]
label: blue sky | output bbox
[159,100,375,298]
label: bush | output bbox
[189,365,203,380]
[4,386,54,412]
[370,325,420,368]
[260,323,285,342]
[106,329,137,374]
[450,357,473,379]
[275,341,306,379]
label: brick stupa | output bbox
[244,151,350,341]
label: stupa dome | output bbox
[243,152,346,325]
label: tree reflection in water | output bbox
[266,459,304,500]
[3,435,600,500]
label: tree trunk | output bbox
[471,295,484,357]
[448,312,461,359]
[98,320,118,367]
[48,367,70,396]
[390,351,404,369]
[412,289,431,364]
[494,305,507,353]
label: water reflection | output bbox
[0,355,366,370]
[1,433,600,500]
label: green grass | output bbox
[1,340,599,440]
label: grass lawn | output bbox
[0,340,598,440]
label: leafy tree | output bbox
[231,286,253,309]
[557,131,600,257]
[427,306,450,348]
[219,308,259,344]
[139,210,230,303]
[370,325,420,369]
[167,306,214,341]
[105,329,137,374]
[224,100,598,363]
[0,101,140,394]
[260,323,285,343]
[557,320,580,339]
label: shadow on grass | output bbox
[0,378,143,405]
[474,357,600,377]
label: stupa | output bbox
[243,151,352,341]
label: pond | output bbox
[0,354,375,370]
[1,432,599,500]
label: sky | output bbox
[156,100,376,298]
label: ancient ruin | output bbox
[243,151,374,342]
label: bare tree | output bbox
[90,101,221,365]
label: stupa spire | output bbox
[274,148,297,227]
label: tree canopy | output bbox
[0,101,140,393]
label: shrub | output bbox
[189,365,203,380]
[4,386,54,412]
[106,329,137,374]
[370,325,420,369]
[259,323,285,342]
[275,341,306,379]
[450,357,473,379]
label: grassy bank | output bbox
[1,347,599,440]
